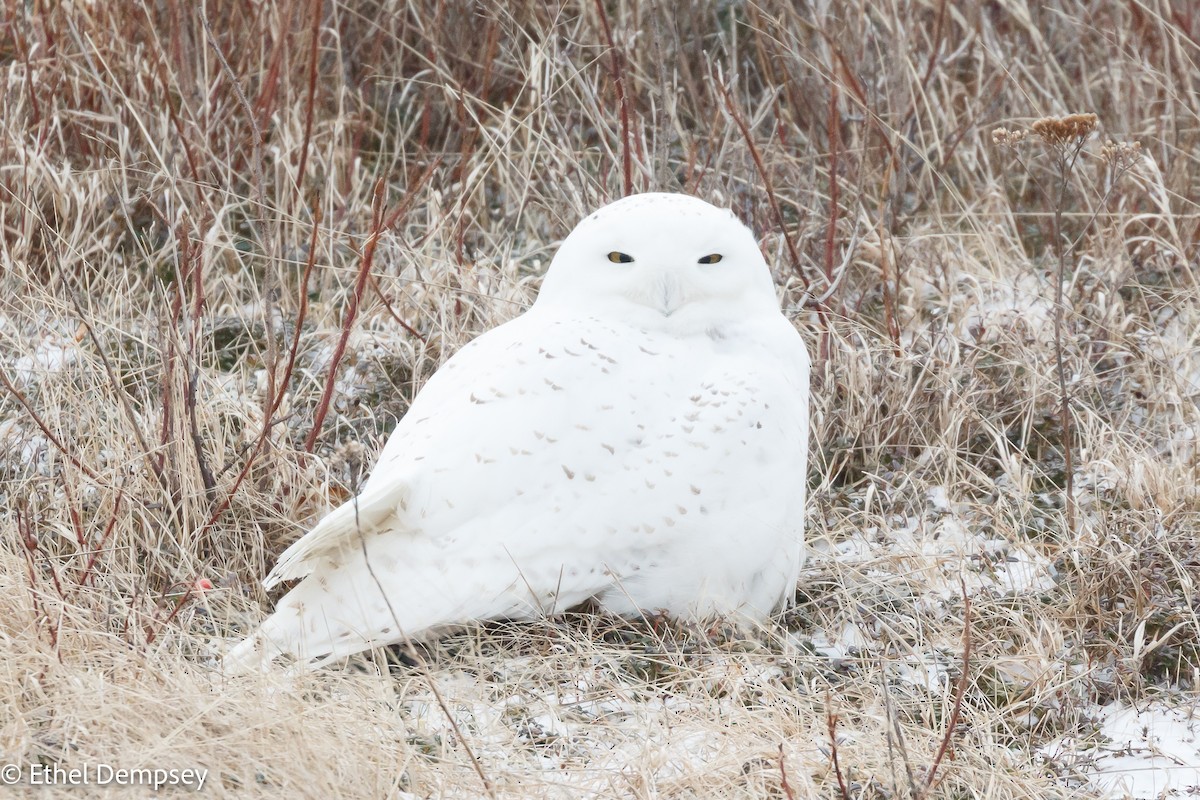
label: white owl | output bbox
[225,193,810,670]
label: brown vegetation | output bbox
[1,1,1197,797]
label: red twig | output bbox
[253,0,291,131]
[920,580,972,797]
[303,180,387,453]
[303,161,436,453]
[594,0,633,196]
[77,482,125,588]
[778,743,797,800]
[18,504,66,602]
[18,504,60,650]
[144,585,197,646]
[715,76,808,292]
[156,269,182,480]
[825,685,852,800]
[0,366,98,480]
[823,83,841,292]
[819,83,842,359]
[59,472,87,549]
[271,203,320,424]
[294,0,323,198]
[183,231,217,500]
[920,0,949,90]
[198,200,321,531]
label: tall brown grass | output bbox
[1,2,1197,797]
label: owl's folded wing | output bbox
[263,479,411,589]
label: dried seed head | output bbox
[330,439,367,482]
[1031,113,1098,148]
[992,127,1028,147]
[1100,139,1143,172]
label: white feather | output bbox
[225,193,810,672]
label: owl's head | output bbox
[535,193,780,327]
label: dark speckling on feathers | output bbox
[225,193,810,672]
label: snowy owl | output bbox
[225,192,810,670]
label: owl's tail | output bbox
[222,558,435,674]
[222,587,414,674]
[222,507,617,673]
[222,614,294,674]
[222,550,594,673]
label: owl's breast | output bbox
[365,311,807,544]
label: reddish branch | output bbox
[0,354,98,480]
[303,166,433,453]
[819,83,842,359]
[77,482,125,587]
[715,77,808,292]
[778,743,798,800]
[825,686,852,800]
[17,504,63,650]
[294,0,324,198]
[921,584,972,797]
[199,201,321,531]
[594,0,634,196]
[306,182,381,452]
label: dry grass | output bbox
[2,1,1199,797]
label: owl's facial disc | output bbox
[536,193,780,326]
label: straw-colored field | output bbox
[2,2,1197,797]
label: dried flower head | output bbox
[1100,139,1143,172]
[1031,113,1099,148]
[992,127,1028,147]
[331,439,367,486]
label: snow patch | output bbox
[1044,701,1200,798]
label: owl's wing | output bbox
[229,309,809,671]
[262,478,410,589]
[260,310,569,590]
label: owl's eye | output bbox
[698,254,723,264]
[607,251,634,263]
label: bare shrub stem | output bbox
[1051,153,1078,534]
[778,743,797,800]
[920,583,973,797]
[825,685,851,800]
[593,0,633,197]
[200,9,265,206]
[715,75,807,293]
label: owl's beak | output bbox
[652,271,684,317]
